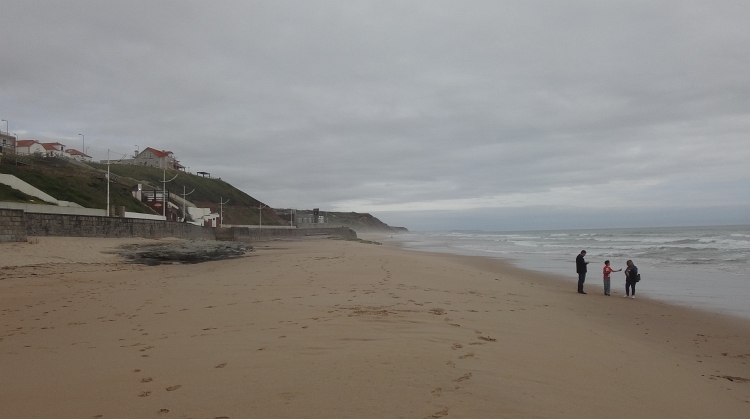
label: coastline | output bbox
[1,236,749,418]
[380,228,750,320]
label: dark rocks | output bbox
[115,240,250,265]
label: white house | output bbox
[0,133,15,155]
[64,148,93,162]
[15,140,46,155]
[41,142,66,157]
[134,147,183,170]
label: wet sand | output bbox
[1,236,749,418]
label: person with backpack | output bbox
[624,260,638,299]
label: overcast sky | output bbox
[2,1,749,230]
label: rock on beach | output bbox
[115,240,249,265]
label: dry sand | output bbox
[1,236,749,418]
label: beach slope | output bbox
[1,237,748,418]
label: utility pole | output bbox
[219,197,230,228]
[259,203,265,230]
[161,168,178,218]
[106,149,110,216]
[78,134,84,155]
[181,185,195,222]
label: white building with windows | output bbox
[15,140,46,155]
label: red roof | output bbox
[66,149,91,157]
[144,147,173,158]
[41,143,58,151]
[16,140,39,147]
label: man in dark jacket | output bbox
[576,250,589,294]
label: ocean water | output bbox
[392,225,750,319]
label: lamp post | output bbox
[160,169,178,218]
[259,204,264,230]
[106,149,110,216]
[219,197,230,228]
[181,185,195,222]
[78,134,84,155]
[134,145,139,158]
[1,119,7,134]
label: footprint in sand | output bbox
[166,385,182,391]
[141,377,153,383]
[425,407,449,418]
[453,373,472,382]
[452,343,463,350]
[458,353,474,359]
[138,391,151,397]
[215,363,227,368]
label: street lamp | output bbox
[181,186,195,222]
[78,134,84,155]
[13,133,18,168]
[106,149,111,216]
[219,197,230,228]
[1,119,7,134]
[160,169,178,218]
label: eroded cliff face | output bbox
[321,211,407,233]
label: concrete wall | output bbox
[123,211,167,221]
[0,209,27,242]
[0,201,107,216]
[24,213,216,240]
[0,209,353,243]
[225,226,356,242]
[222,224,296,229]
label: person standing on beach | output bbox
[576,250,589,294]
[624,260,638,298]
[602,260,621,296]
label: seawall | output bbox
[219,226,357,242]
[0,209,357,242]
[24,213,215,240]
[0,209,27,242]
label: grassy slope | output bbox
[90,164,285,225]
[0,183,38,203]
[0,160,153,213]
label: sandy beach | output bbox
[1,236,749,418]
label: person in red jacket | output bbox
[602,260,621,296]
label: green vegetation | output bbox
[90,164,262,206]
[0,162,152,213]
[88,163,284,225]
[0,183,38,203]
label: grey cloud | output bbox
[2,1,749,228]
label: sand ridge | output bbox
[0,236,748,418]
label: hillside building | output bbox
[64,148,93,162]
[15,140,46,155]
[0,133,16,155]
[134,147,184,171]
[41,142,66,157]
